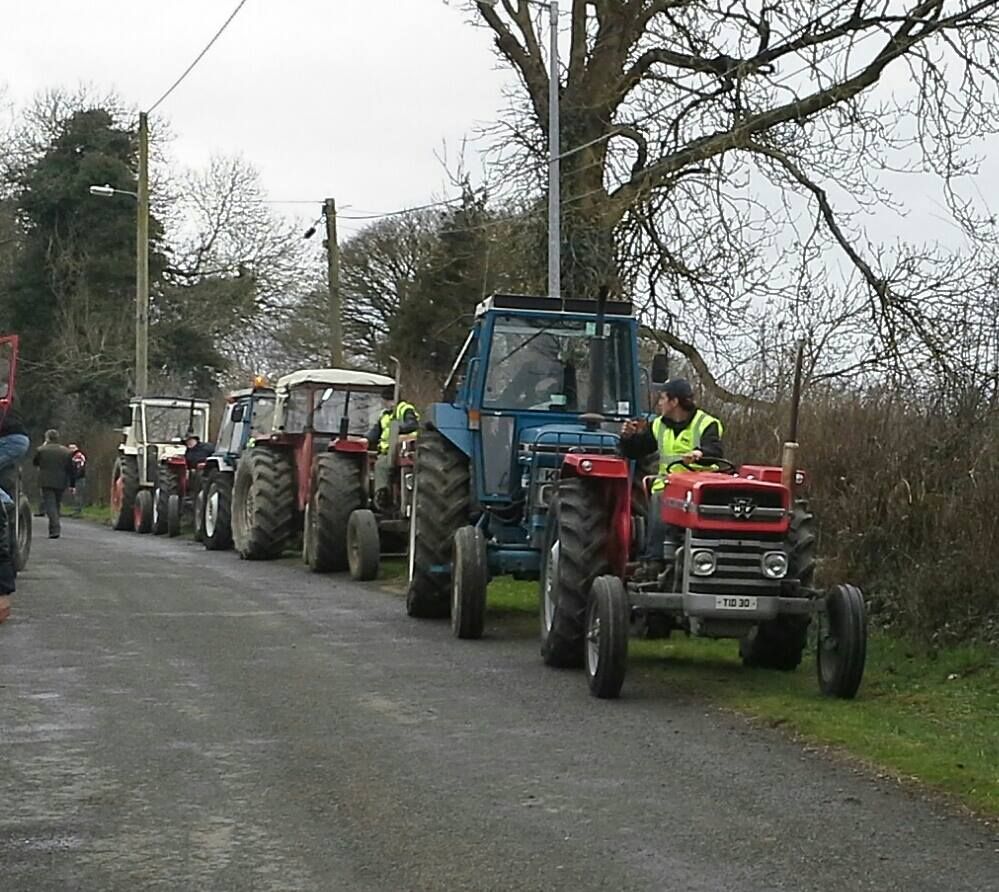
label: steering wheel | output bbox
[665,457,737,474]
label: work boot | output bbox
[632,560,665,583]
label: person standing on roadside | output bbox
[32,429,75,539]
[67,442,87,516]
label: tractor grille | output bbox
[686,532,785,598]
[696,486,785,522]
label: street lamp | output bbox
[87,112,149,396]
[477,0,560,301]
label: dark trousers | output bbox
[41,487,64,538]
[641,493,683,562]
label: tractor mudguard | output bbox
[423,403,473,459]
[560,454,631,577]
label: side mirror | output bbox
[231,404,245,423]
[651,352,669,385]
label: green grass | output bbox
[479,575,999,816]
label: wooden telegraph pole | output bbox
[323,198,343,368]
[136,112,150,396]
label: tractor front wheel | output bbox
[347,508,380,581]
[540,477,611,668]
[204,475,234,551]
[585,575,629,699]
[406,429,470,619]
[134,490,154,533]
[167,494,181,537]
[450,525,487,640]
[817,583,867,699]
[193,484,206,542]
[14,491,32,572]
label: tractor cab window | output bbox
[143,405,208,443]
[482,314,634,415]
[314,389,382,435]
[216,407,237,454]
[250,396,275,435]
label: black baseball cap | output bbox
[658,378,694,400]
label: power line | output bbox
[146,0,249,114]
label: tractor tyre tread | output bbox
[232,446,296,560]
[406,429,470,619]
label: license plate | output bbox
[715,596,758,610]
[538,467,559,483]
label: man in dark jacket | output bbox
[33,429,75,539]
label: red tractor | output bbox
[542,350,867,701]
[231,368,395,571]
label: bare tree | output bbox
[468,0,999,393]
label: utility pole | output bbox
[136,111,150,397]
[547,0,561,303]
[324,198,343,367]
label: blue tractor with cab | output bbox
[406,291,653,661]
[194,379,276,550]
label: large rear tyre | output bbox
[347,508,380,581]
[817,583,867,699]
[232,446,296,560]
[585,575,629,699]
[739,504,816,670]
[306,452,364,573]
[406,429,470,619]
[450,525,487,640]
[134,489,154,534]
[540,478,610,668]
[14,492,32,572]
[111,454,139,531]
[203,475,234,551]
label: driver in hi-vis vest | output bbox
[366,386,420,506]
[619,378,724,583]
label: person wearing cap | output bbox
[183,433,215,468]
[366,386,419,508]
[619,378,724,581]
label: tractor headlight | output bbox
[761,551,789,579]
[691,549,717,576]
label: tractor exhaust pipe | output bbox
[781,339,806,493]
[583,286,609,430]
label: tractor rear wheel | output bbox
[817,583,867,698]
[585,575,629,699]
[232,446,296,560]
[306,452,364,573]
[739,503,815,670]
[193,484,206,542]
[540,477,611,668]
[347,508,380,581]
[450,525,487,640]
[134,490,154,533]
[14,491,32,572]
[203,474,234,551]
[406,429,470,619]
[111,454,138,531]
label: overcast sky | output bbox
[1,0,512,236]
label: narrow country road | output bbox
[1,518,996,891]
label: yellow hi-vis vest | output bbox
[650,409,723,492]
[378,401,418,454]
